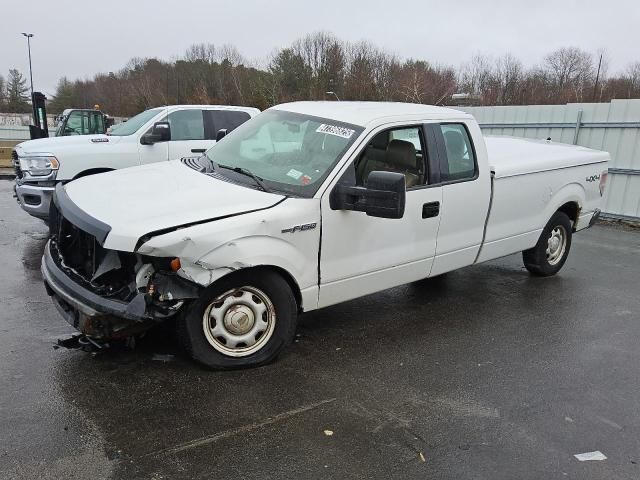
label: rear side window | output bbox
[204,110,251,139]
[167,109,205,140]
[439,124,476,182]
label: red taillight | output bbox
[599,171,608,196]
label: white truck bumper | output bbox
[14,181,55,219]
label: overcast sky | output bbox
[1,0,639,96]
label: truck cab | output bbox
[54,109,114,137]
[13,104,259,219]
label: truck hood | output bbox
[61,160,286,252]
[16,134,122,155]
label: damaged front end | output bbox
[42,199,200,340]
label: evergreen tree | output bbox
[6,69,30,113]
[49,77,76,113]
[0,74,6,109]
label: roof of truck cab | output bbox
[149,105,260,113]
[270,101,471,127]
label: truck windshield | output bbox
[108,108,162,136]
[205,110,363,197]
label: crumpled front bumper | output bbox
[41,241,154,338]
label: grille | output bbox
[12,150,22,179]
[50,205,137,300]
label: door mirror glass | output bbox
[330,170,406,219]
[216,128,228,142]
[141,121,171,145]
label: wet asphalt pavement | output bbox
[1,178,639,480]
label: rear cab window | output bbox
[204,110,252,139]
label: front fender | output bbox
[180,235,312,288]
[136,197,321,310]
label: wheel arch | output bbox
[72,168,114,180]
[234,264,303,313]
[557,201,580,229]
[545,182,585,231]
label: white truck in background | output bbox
[41,102,609,369]
[13,105,259,219]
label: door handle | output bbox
[191,148,206,153]
[422,201,440,218]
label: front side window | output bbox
[439,124,476,182]
[348,126,427,189]
[205,110,363,197]
[109,108,162,136]
[62,111,84,135]
[168,109,205,140]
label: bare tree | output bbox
[458,54,493,100]
[39,32,640,115]
[494,54,524,104]
[184,43,217,64]
[543,47,594,102]
[292,32,345,98]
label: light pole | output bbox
[326,91,340,101]
[21,33,35,121]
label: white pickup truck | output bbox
[13,104,259,219]
[41,102,609,369]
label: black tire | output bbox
[522,211,573,277]
[178,269,297,369]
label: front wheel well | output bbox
[219,265,303,313]
[72,168,114,180]
[557,202,580,229]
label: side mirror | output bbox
[216,128,228,142]
[329,171,406,219]
[141,121,171,145]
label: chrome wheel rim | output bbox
[202,286,276,357]
[546,225,567,266]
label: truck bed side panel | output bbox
[477,161,607,263]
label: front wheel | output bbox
[522,211,572,277]
[178,270,297,369]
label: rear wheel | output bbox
[522,211,572,277]
[178,269,297,369]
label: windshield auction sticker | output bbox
[287,169,303,180]
[316,124,355,139]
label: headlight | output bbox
[19,156,59,176]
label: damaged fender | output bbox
[135,200,322,310]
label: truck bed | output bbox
[477,136,608,264]
[484,136,609,178]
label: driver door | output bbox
[318,124,443,308]
[166,109,211,160]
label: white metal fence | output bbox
[459,99,640,222]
